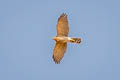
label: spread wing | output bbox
[56,13,69,37]
[53,42,67,64]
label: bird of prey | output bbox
[52,13,81,64]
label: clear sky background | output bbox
[0,0,120,80]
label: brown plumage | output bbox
[52,13,81,64]
[69,38,81,44]
[53,42,67,64]
[57,13,69,37]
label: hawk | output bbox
[52,13,81,64]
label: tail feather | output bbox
[70,38,81,44]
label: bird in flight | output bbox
[52,13,81,64]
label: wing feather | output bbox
[53,42,67,64]
[56,13,69,37]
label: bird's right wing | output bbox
[56,13,69,37]
[53,42,67,64]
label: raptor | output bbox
[52,13,81,64]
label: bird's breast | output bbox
[55,37,69,42]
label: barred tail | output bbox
[70,38,81,44]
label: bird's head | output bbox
[52,37,57,41]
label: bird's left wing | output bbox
[56,13,69,37]
[53,42,67,64]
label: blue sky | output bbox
[0,0,120,80]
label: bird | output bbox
[52,13,81,64]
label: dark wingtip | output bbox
[52,55,60,64]
[60,13,67,17]
[58,13,67,21]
